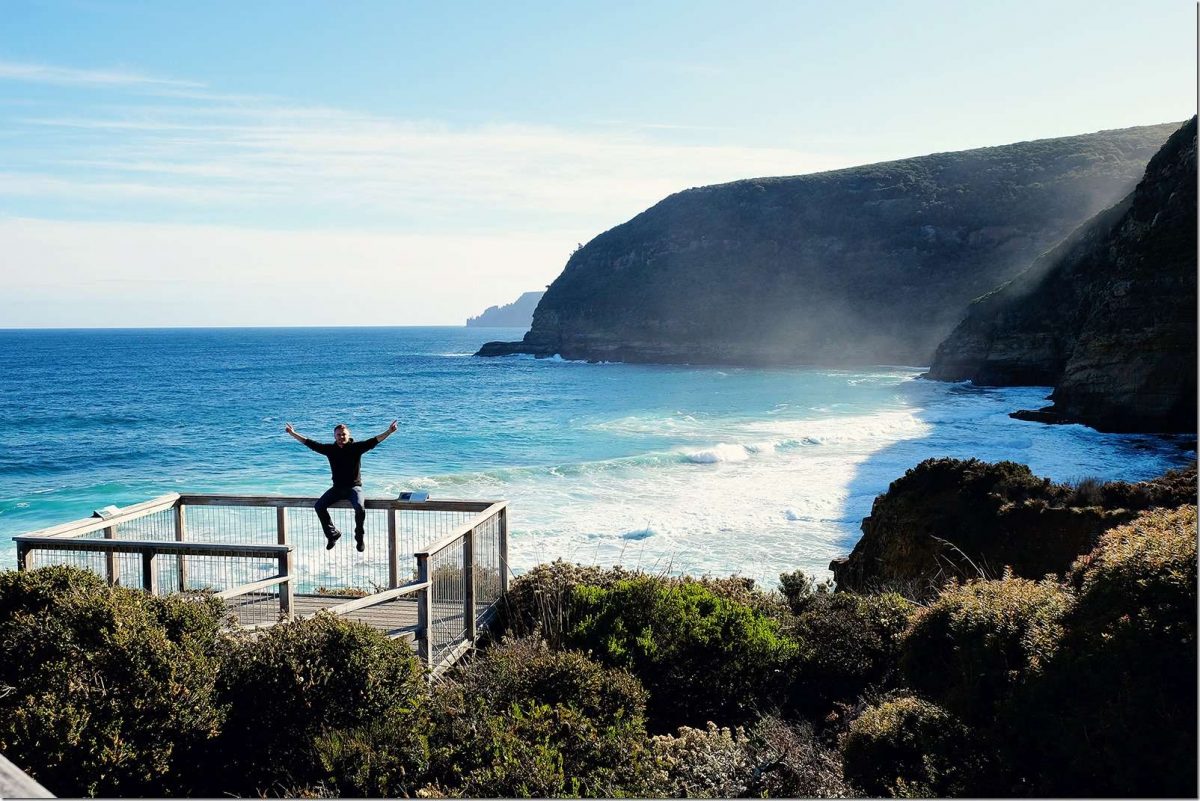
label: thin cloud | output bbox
[0,61,885,260]
[0,60,205,89]
[6,102,868,237]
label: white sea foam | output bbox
[684,443,752,463]
[393,385,1188,589]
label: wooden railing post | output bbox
[142,551,158,595]
[417,553,433,667]
[498,506,509,595]
[279,549,294,620]
[105,525,119,586]
[463,527,476,642]
[276,506,288,545]
[387,508,399,588]
[174,502,188,590]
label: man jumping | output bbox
[285,420,398,551]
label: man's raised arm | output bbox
[287,423,326,453]
[282,422,316,448]
[374,420,399,444]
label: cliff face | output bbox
[477,123,1179,365]
[927,118,1197,433]
[466,291,545,328]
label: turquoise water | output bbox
[1,327,1191,585]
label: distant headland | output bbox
[466,291,545,328]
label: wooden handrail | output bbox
[214,574,291,600]
[414,502,507,559]
[14,536,291,559]
[18,493,181,540]
[319,579,429,617]
[177,494,496,513]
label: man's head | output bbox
[334,424,351,445]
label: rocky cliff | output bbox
[926,118,1197,433]
[477,123,1179,365]
[830,457,1197,598]
[466,291,545,327]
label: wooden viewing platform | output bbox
[12,492,510,676]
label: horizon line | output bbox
[0,323,531,332]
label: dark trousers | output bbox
[314,485,366,537]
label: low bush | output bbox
[500,561,641,646]
[0,566,225,797]
[778,568,833,614]
[841,695,980,797]
[898,574,1072,723]
[426,637,654,797]
[649,722,750,798]
[1010,506,1198,797]
[784,580,913,717]
[650,717,853,798]
[210,613,428,797]
[502,561,784,647]
[1083,461,1197,510]
[564,576,797,732]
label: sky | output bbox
[0,0,1195,327]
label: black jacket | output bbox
[303,437,378,487]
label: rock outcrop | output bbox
[466,291,545,328]
[830,457,1197,598]
[926,118,1197,433]
[477,123,1179,366]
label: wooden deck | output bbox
[14,492,510,675]
[224,592,472,644]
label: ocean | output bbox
[0,326,1192,586]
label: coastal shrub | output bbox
[501,561,641,646]
[898,574,1072,723]
[1067,475,1105,506]
[783,579,913,717]
[563,577,797,731]
[1009,506,1198,796]
[0,566,225,797]
[210,613,428,797]
[1078,460,1197,510]
[840,696,980,797]
[502,561,783,647]
[778,568,834,613]
[649,717,853,798]
[426,637,654,797]
[649,722,750,798]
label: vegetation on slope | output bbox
[1,466,1193,798]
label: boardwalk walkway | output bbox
[13,492,510,675]
[227,592,469,643]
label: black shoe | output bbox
[325,531,341,550]
[354,533,365,552]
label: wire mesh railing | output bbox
[11,493,508,675]
[176,496,480,595]
[416,503,508,674]
[14,537,293,625]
